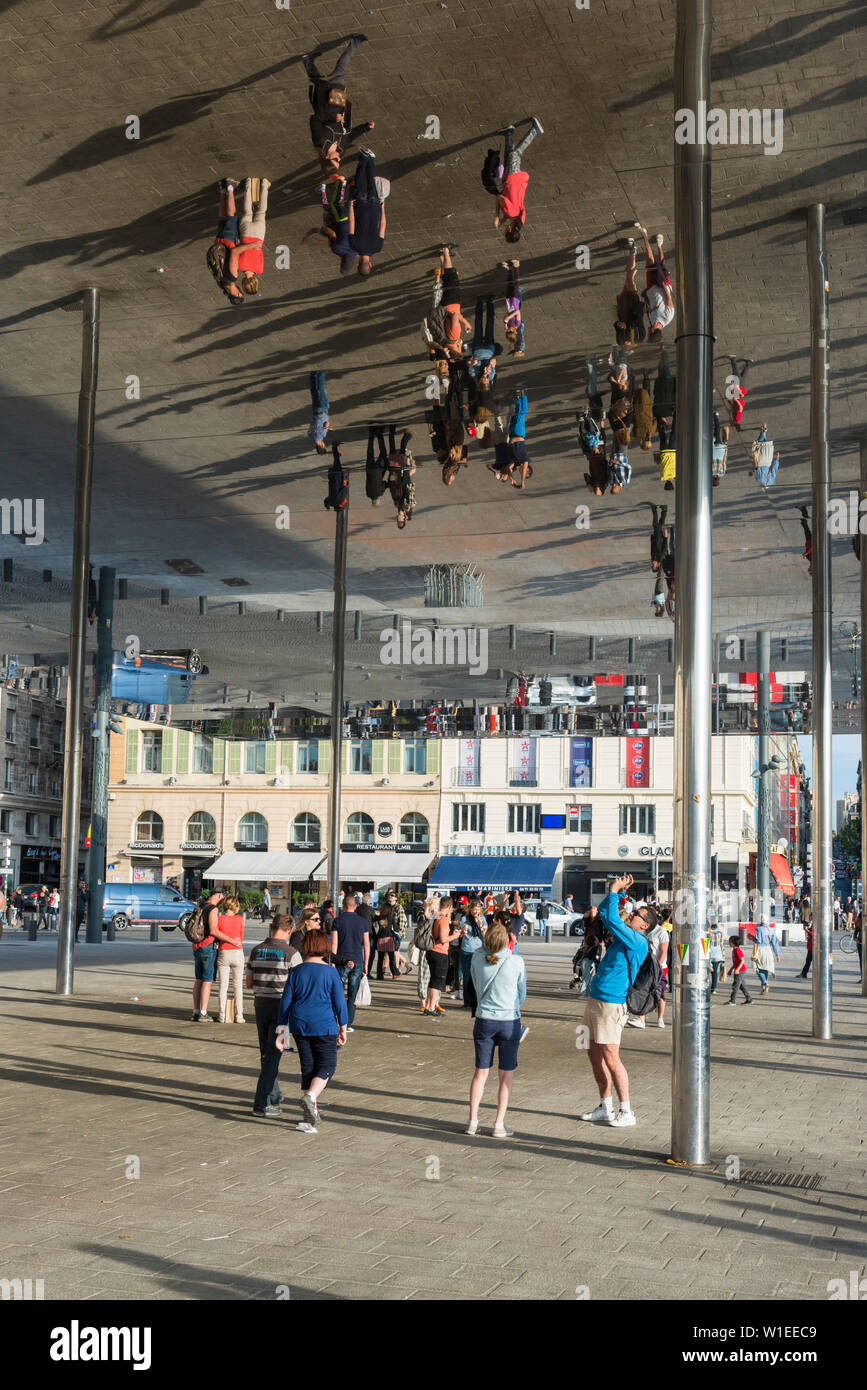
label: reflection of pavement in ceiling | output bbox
[1,1,864,704]
[1,567,861,721]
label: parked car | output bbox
[101,882,196,933]
[525,676,597,708]
[110,650,208,707]
[521,899,584,937]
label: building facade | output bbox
[0,669,92,890]
[107,720,442,904]
[438,732,790,902]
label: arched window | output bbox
[134,811,163,843]
[345,812,374,844]
[238,812,268,846]
[400,812,429,846]
[185,811,216,844]
[292,813,321,848]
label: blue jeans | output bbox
[337,962,364,1026]
[756,967,769,989]
[353,150,379,203]
[509,391,528,438]
[310,371,329,413]
[709,960,722,991]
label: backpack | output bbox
[206,243,227,283]
[413,913,435,952]
[625,950,664,1016]
[184,901,210,944]
[481,147,503,195]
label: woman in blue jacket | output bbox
[277,930,348,1132]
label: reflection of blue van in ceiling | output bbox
[102,882,196,932]
[110,650,207,706]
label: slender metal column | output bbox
[328,504,349,906]
[859,440,867,997]
[87,566,115,942]
[670,0,714,1164]
[807,206,833,1038]
[57,288,100,994]
[756,631,771,932]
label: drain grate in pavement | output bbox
[737,1170,823,1191]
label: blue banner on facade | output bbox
[569,736,593,787]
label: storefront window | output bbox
[400,813,429,846]
[186,811,216,843]
[135,811,164,843]
[238,812,268,846]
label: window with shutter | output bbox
[161,728,174,772]
[265,742,278,775]
[281,741,294,773]
[317,740,331,774]
[426,741,441,775]
[212,738,225,775]
[228,742,242,775]
[176,729,191,774]
[371,740,386,776]
[341,742,349,774]
[388,741,402,775]
[125,729,139,774]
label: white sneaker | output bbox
[608,1110,637,1127]
[296,1121,318,1134]
[519,1025,529,1042]
[655,233,664,247]
[580,1102,614,1123]
[626,1015,646,1028]
[347,1026,355,1033]
[657,1019,666,1028]
[452,991,462,1001]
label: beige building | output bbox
[107,719,440,906]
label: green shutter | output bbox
[281,741,294,774]
[426,740,441,774]
[161,728,174,772]
[388,741,403,775]
[228,742,242,775]
[341,742,349,775]
[371,740,386,775]
[265,742,278,775]
[125,729,139,774]
[318,739,331,774]
[212,738,225,775]
[176,729,191,774]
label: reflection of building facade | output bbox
[107,720,441,903]
[438,734,790,903]
[0,671,92,889]
[836,791,858,834]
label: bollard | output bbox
[149,924,159,943]
[545,921,552,945]
[28,914,38,941]
[106,916,116,942]
[780,927,789,947]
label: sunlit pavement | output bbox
[0,935,863,1300]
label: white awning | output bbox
[318,852,433,885]
[203,851,327,882]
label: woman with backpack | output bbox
[466,919,527,1137]
[413,897,439,1011]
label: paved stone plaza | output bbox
[0,936,863,1300]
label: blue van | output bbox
[109,651,206,707]
[102,882,196,933]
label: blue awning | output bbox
[428,856,560,892]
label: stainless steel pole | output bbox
[860,439,867,997]
[670,0,714,1164]
[807,205,833,1039]
[86,566,115,943]
[57,288,100,993]
[328,503,349,907]
[757,630,771,934]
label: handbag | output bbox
[355,974,372,1008]
[376,933,395,952]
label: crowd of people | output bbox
[199,33,816,584]
[183,870,845,1137]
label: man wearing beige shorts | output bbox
[580,874,655,1128]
